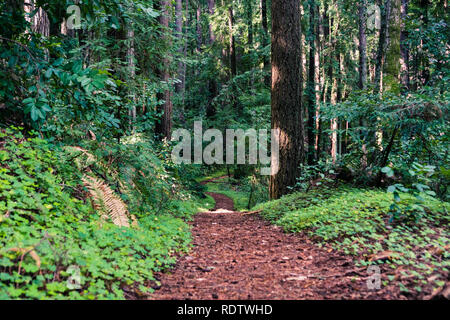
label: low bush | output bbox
[0,128,198,299]
[256,184,449,295]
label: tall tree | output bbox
[127,22,136,131]
[358,0,368,90]
[374,0,392,93]
[207,0,216,44]
[196,4,202,51]
[359,0,368,168]
[399,0,409,92]
[228,4,237,77]
[175,0,185,100]
[329,0,340,163]
[261,0,270,86]
[270,0,304,199]
[385,0,401,92]
[306,0,317,164]
[245,0,254,46]
[206,0,218,117]
[313,4,321,158]
[155,0,173,140]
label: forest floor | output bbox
[149,178,401,300]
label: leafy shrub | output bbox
[0,128,194,299]
[383,163,443,222]
[256,184,450,294]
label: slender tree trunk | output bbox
[306,0,317,165]
[261,0,270,86]
[329,0,340,163]
[206,0,217,118]
[270,0,304,199]
[358,0,367,90]
[330,54,339,163]
[374,0,392,93]
[359,0,368,168]
[385,0,401,92]
[399,0,409,92]
[196,5,202,52]
[314,3,322,159]
[228,3,240,114]
[229,5,237,77]
[155,0,173,140]
[246,0,254,46]
[175,0,185,99]
[127,24,136,132]
[207,0,216,44]
[419,0,430,87]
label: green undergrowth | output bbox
[198,193,216,211]
[255,185,450,295]
[0,128,202,299]
[195,168,228,183]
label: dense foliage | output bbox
[0,0,448,299]
[0,128,205,299]
[254,184,449,296]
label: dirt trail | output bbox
[150,186,394,300]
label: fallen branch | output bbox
[242,210,262,216]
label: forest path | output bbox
[149,180,390,299]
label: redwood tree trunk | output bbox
[270,0,304,199]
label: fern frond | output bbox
[82,175,131,228]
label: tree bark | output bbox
[127,24,136,131]
[261,0,270,86]
[175,0,185,101]
[314,4,321,160]
[329,0,340,163]
[24,1,50,37]
[207,0,216,44]
[270,0,304,199]
[196,4,203,52]
[229,5,237,77]
[399,0,409,92]
[155,0,173,140]
[246,0,254,46]
[358,0,369,168]
[358,0,367,90]
[385,0,401,92]
[374,0,392,93]
[206,0,217,118]
[306,0,317,164]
